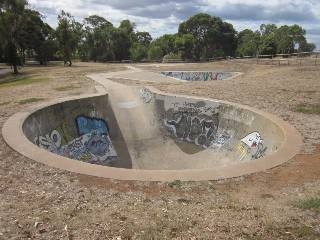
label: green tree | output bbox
[274,25,295,54]
[135,31,152,46]
[130,31,152,61]
[259,34,277,55]
[151,34,176,56]
[257,23,315,55]
[237,29,261,57]
[148,46,163,61]
[174,34,195,60]
[109,27,131,61]
[272,25,305,54]
[84,15,112,28]
[36,37,57,65]
[299,42,316,52]
[119,19,136,35]
[0,37,5,61]
[20,9,55,65]
[258,24,277,55]
[55,11,82,66]
[178,13,237,60]
[260,24,277,36]
[81,15,114,62]
[119,19,136,42]
[0,0,28,74]
[130,43,148,62]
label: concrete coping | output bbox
[2,86,302,181]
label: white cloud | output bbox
[28,0,320,49]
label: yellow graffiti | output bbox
[238,143,247,155]
[79,154,92,162]
[235,143,248,163]
[56,122,75,145]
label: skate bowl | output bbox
[2,86,302,181]
[158,71,240,81]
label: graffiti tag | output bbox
[235,131,268,163]
[140,87,153,103]
[34,116,117,166]
[164,112,224,148]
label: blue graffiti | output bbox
[76,116,109,135]
[86,134,110,157]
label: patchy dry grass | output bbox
[0,77,48,88]
[54,84,79,91]
[17,98,44,105]
[299,197,320,212]
[291,226,320,239]
[1,61,320,239]
[168,180,182,188]
[294,105,320,115]
[0,101,10,106]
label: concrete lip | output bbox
[2,83,302,181]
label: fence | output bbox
[237,58,318,66]
[105,52,319,66]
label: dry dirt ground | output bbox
[0,61,320,239]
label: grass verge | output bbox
[0,101,10,106]
[54,84,79,91]
[291,226,320,238]
[294,105,320,115]
[0,77,48,88]
[299,197,320,212]
[18,98,44,105]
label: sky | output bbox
[28,0,320,50]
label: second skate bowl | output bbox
[2,86,302,181]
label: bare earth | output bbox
[0,61,319,239]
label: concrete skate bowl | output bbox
[2,87,302,181]
[158,71,240,81]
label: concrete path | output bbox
[99,66,182,83]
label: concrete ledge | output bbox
[2,87,302,181]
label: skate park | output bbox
[2,66,302,181]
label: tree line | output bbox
[0,0,316,74]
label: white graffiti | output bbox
[140,87,152,103]
[214,133,230,147]
[34,130,62,154]
[240,131,262,148]
[235,131,267,163]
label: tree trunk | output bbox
[66,53,72,66]
[13,65,19,74]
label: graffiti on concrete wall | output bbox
[215,133,231,146]
[33,121,75,154]
[160,71,233,81]
[241,131,262,148]
[140,87,153,103]
[34,116,117,165]
[76,115,109,135]
[164,111,230,148]
[235,131,267,163]
[34,129,63,154]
